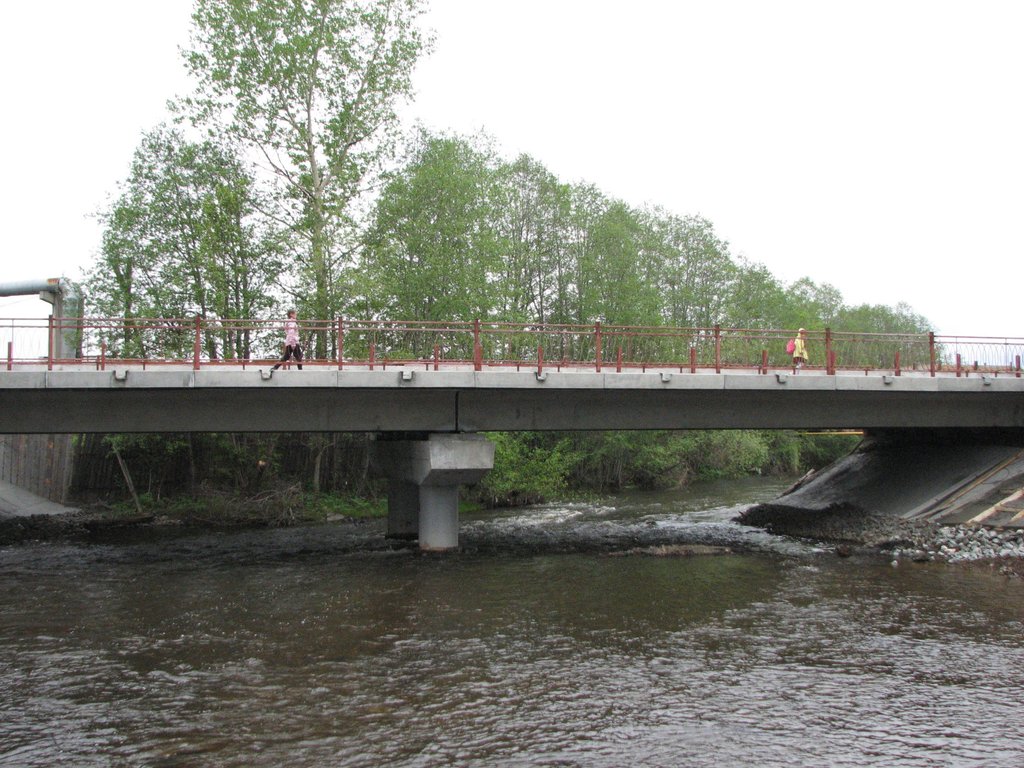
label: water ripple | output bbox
[3,480,1024,766]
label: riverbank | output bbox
[3,496,1021,580]
[5,471,1024,579]
[736,501,1024,577]
[736,432,1024,577]
[0,487,389,546]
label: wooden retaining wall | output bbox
[0,434,75,504]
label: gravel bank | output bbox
[738,502,1024,578]
[737,502,937,549]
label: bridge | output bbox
[2,314,1023,549]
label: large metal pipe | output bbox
[0,278,84,361]
[0,279,66,297]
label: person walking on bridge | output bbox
[792,327,808,370]
[271,309,303,370]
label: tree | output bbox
[181,0,430,355]
[89,127,280,359]
[647,210,734,329]
[724,259,789,330]
[491,155,572,324]
[564,183,608,325]
[784,277,844,330]
[360,132,501,339]
[584,201,662,327]
[835,301,931,334]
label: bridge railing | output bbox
[2,315,1022,377]
[934,335,1024,377]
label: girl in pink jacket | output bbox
[271,310,303,370]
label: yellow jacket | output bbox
[793,336,807,360]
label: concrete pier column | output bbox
[370,433,495,551]
[418,485,460,551]
[385,479,420,539]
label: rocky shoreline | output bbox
[738,502,1024,578]
[892,525,1024,578]
[0,510,91,544]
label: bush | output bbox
[677,430,771,480]
[798,432,863,469]
[475,432,577,506]
[568,431,688,490]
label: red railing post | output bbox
[616,345,622,373]
[47,316,54,371]
[894,349,901,376]
[955,353,962,377]
[100,342,106,371]
[337,318,344,370]
[690,346,697,374]
[193,315,202,370]
[929,332,936,377]
[595,322,602,373]
[714,325,721,374]
[761,349,768,374]
[369,342,376,370]
[825,327,833,374]
[473,318,482,372]
[537,345,544,377]
[434,344,440,371]
[6,341,11,371]
[1016,354,1021,378]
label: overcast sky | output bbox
[1,0,1021,337]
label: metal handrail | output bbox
[1,316,1022,378]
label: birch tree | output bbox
[181,0,429,354]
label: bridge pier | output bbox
[385,479,420,539]
[370,433,495,551]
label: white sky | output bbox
[1,0,1021,337]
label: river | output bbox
[2,477,1023,767]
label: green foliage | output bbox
[648,209,734,328]
[86,427,863,519]
[797,432,863,469]
[725,260,788,330]
[676,431,771,480]
[468,429,863,506]
[181,0,431,339]
[88,127,282,359]
[302,493,386,520]
[476,432,576,506]
[202,434,280,493]
[784,277,844,329]
[360,132,502,327]
[491,154,574,324]
[762,431,803,475]
[568,432,683,490]
[104,433,192,499]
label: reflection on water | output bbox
[2,477,1023,767]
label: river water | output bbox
[2,477,1023,767]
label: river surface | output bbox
[2,477,1024,767]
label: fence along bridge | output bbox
[2,311,1023,549]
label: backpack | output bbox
[785,338,796,355]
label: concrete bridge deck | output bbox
[1,365,1022,434]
